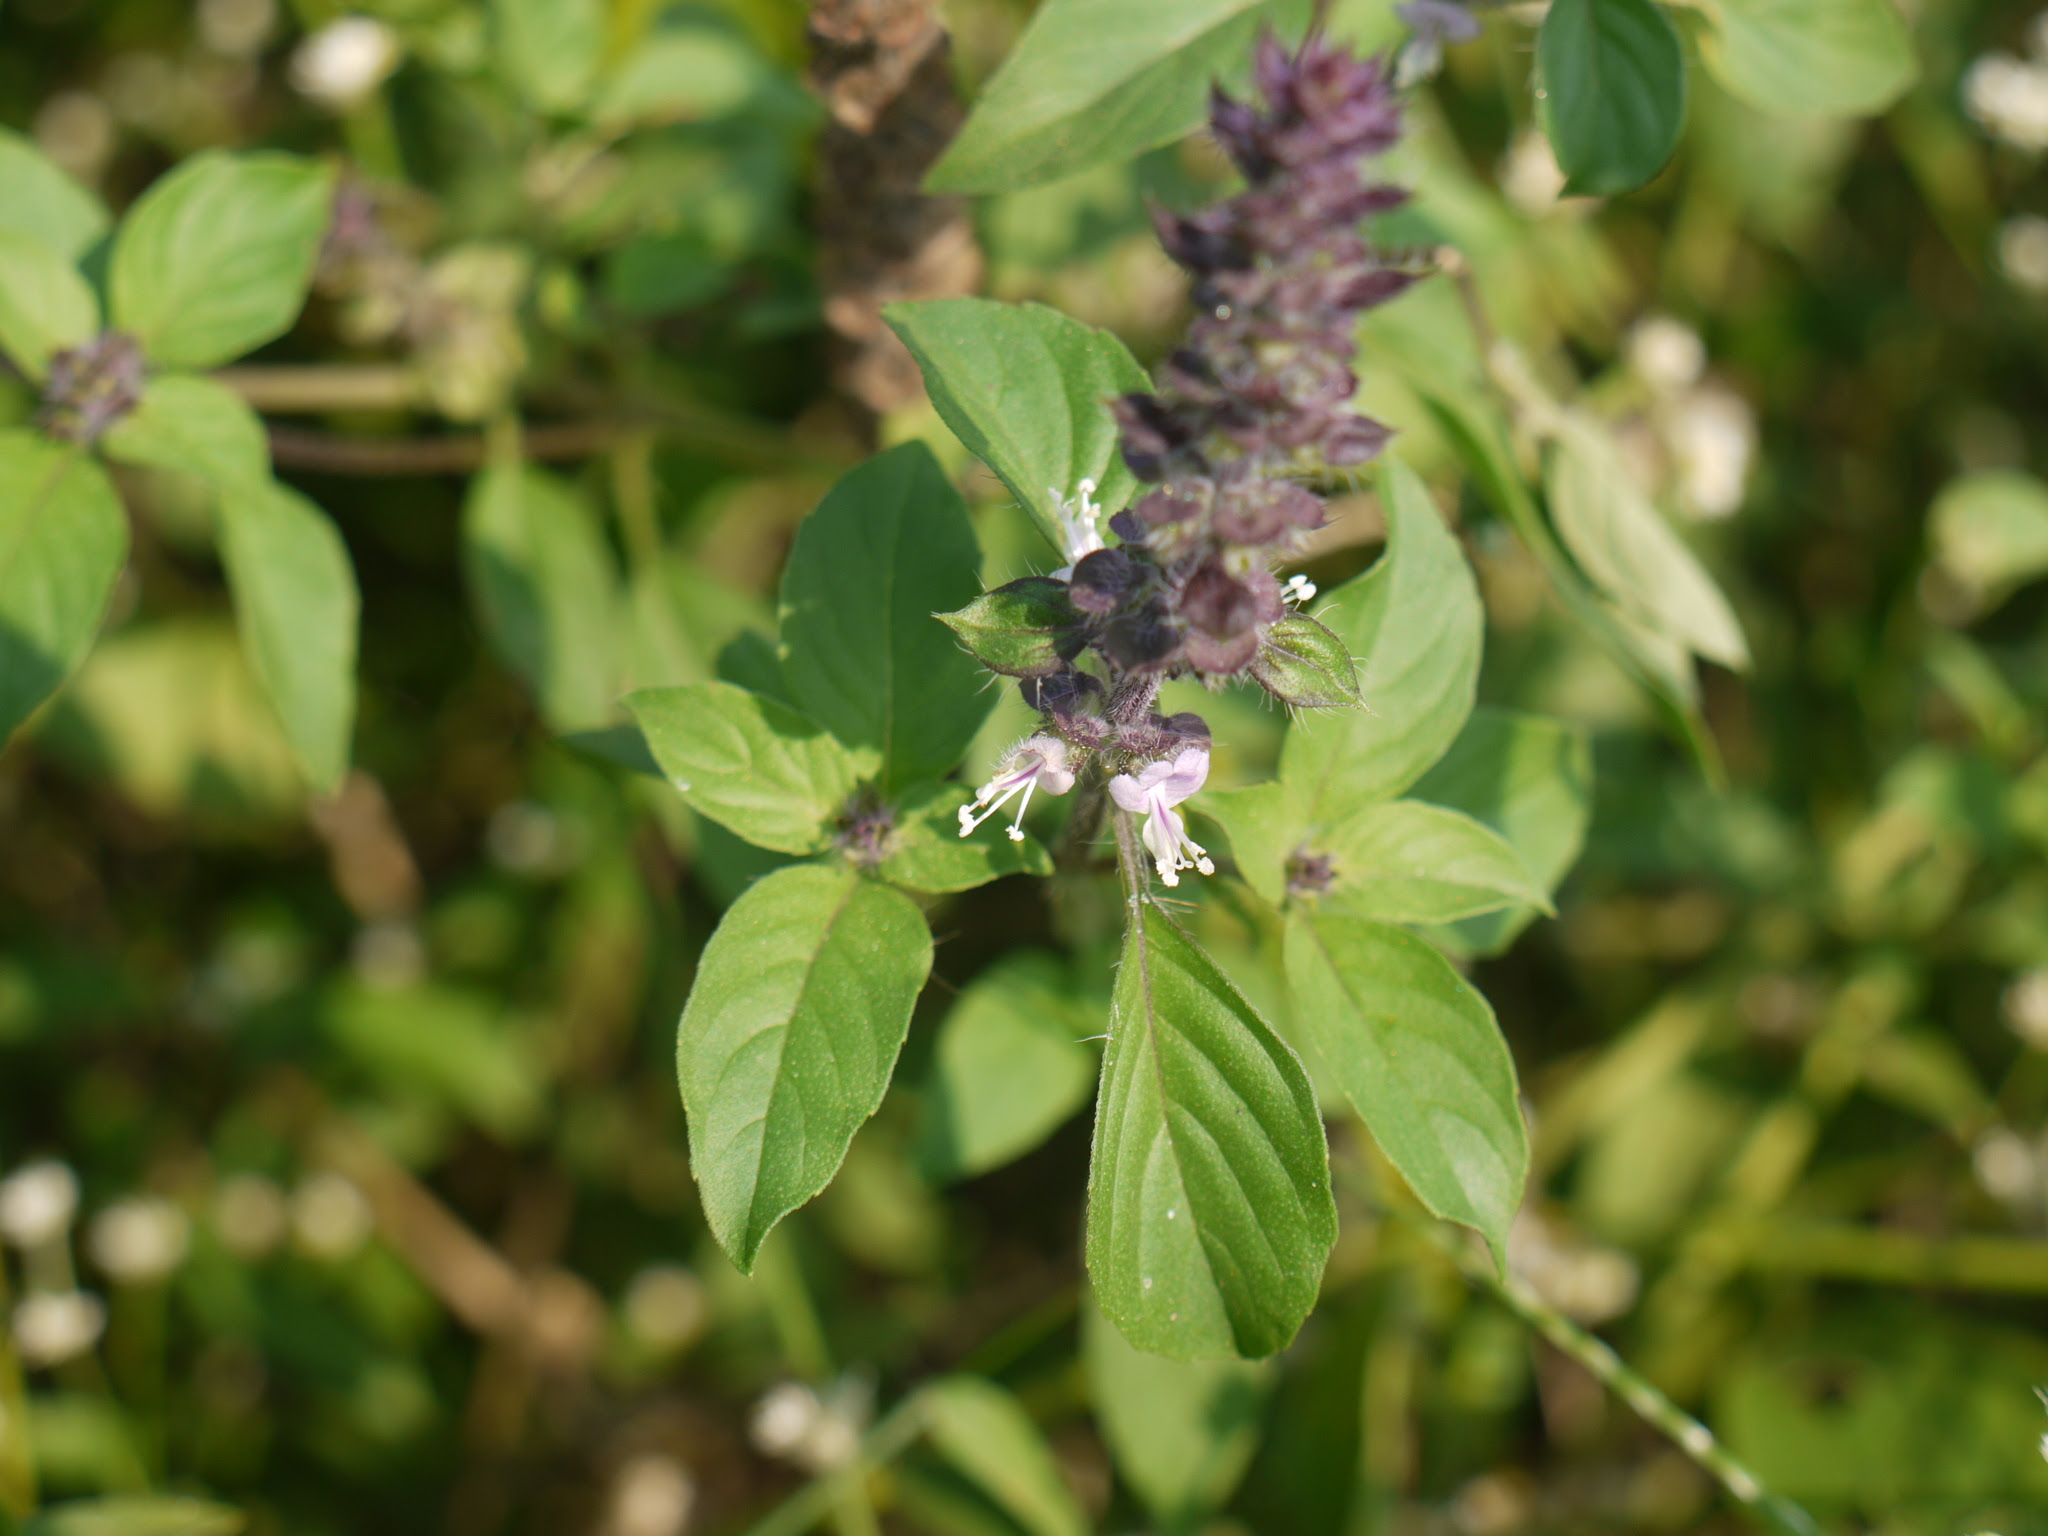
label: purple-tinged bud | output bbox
[1212,480,1325,545]
[1069,547,1148,615]
[1319,413,1394,467]
[1112,393,1204,482]
[1099,599,1182,673]
[39,332,145,446]
[1150,202,1249,272]
[1179,563,1282,675]
[1019,670,1103,717]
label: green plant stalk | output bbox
[0,1260,35,1520]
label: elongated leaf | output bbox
[0,228,96,381]
[920,1377,1089,1536]
[1089,903,1336,1359]
[627,681,866,855]
[1547,416,1749,671]
[778,443,989,790]
[101,375,270,491]
[590,26,766,127]
[493,0,603,114]
[1314,800,1550,925]
[1538,0,1686,196]
[927,0,1311,193]
[463,458,622,731]
[938,576,1087,679]
[1282,911,1527,1263]
[0,126,109,261]
[0,433,128,744]
[877,781,1054,893]
[1695,0,1916,118]
[921,951,1097,1183]
[109,152,334,370]
[1929,470,2048,605]
[680,863,932,1271]
[886,298,1153,553]
[1413,708,1592,955]
[215,479,358,793]
[24,1495,245,1536]
[1084,1294,1272,1530]
[1248,612,1360,708]
[1280,459,1482,824]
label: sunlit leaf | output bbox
[491,0,602,114]
[1693,0,1917,119]
[0,228,96,382]
[1311,799,1550,924]
[100,375,270,490]
[920,1377,1089,1536]
[0,126,109,261]
[877,781,1054,894]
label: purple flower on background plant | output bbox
[1109,746,1216,887]
[958,735,1076,843]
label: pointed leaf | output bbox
[0,126,110,261]
[101,375,270,489]
[1283,911,1527,1263]
[216,479,360,792]
[109,152,334,369]
[920,1377,1089,1536]
[24,1495,244,1536]
[1538,0,1686,197]
[1195,782,1306,909]
[0,434,128,745]
[1089,903,1336,1359]
[1312,800,1550,925]
[778,442,990,789]
[0,229,97,382]
[885,298,1152,552]
[1280,458,1481,824]
[679,863,932,1271]
[627,681,866,855]
[938,576,1088,678]
[1695,0,1916,118]
[1247,611,1360,709]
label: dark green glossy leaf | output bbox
[1089,903,1335,1359]
[679,863,932,1271]
[937,576,1087,678]
[1539,0,1686,197]
[1248,611,1360,709]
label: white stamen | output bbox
[1282,573,1317,605]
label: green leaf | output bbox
[100,375,270,492]
[1693,0,1916,118]
[327,982,545,1141]
[23,1496,244,1536]
[492,0,603,113]
[1084,1294,1272,1529]
[1312,800,1551,924]
[920,1377,1090,1536]
[877,781,1055,894]
[0,228,97,382]
[1089,903,1336,1359]
[0,126,110,261]
[937,576,1087,679]
[885,298,1153,553]
[215,479,359,793]
[626,681,866,855]
[109,151,334,370]
[1280,459,1481,826]
[0,433,128,745]
[1412,708,1592,955]
[1929,469,2048,606]
[1247,611,1360,709]
[926,0,1311,193]
[1282,911,1527,1263]
[920,951,1097,1183]
[1546,416,1749,671]
[590,26,766,127]
[462,458,622,731]
[679,863,932,1271]
[778,443,990,790]
[1195,782,1306,909]
[1538,0,1686,196]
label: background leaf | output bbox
[626,681,865,856]
[678,863,932,1272]
[24,1495,244,1536]
[1313,800,1550,925]
[1283,911,1528,1263]
[1280,458,1482,826]
[877,781,1054,893]
[1928,469,2048,607]
[1089,904,1335,1359]
[100,376,270,490]
[886,298,1153,554]
[0,228,96,381]
[919,1377,1089,1536]
[0,433,127,745]
[492,0,603,115]
[0,126,109,260]
[1693,0,1917,118]
[778,442,990,790]
[108,151,334,370]
[1538,0,1686,196]
[925,0,1311,193]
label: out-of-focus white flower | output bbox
[351,919,425,991]
[1499,129,1566,217]
[32,91,115,183]
[214,1173,288,1259]
[2000,215,2048,294]
[290,16,401,112]
[89,1197,191,1285]
[1628,315,1706,393]
[749,1378,868,1473]
[0,1162,79,1250]
[606,1453,697,1536]
[1508,1211,1639,1325]
[12,1292,106,1368]
[1975,1128,2040,1206]
[2006,968,2048,1050]
[1965,53,2048,151]
[1669,385,1757,521]
[291,1172,375,1261]
[198,0,276,57]
[623,1266,709,1354]
[487,800,580,877]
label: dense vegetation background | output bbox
[7,0,2048,1533]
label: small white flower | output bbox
[1049,478,1105,577]
[12,1291,106,1368]
[958,735,1076,843]
[290,16,400,111]
[0,1161,79,1250]
[1965,52,2048,151]
[1109,746,1215,887]
[290,1172,374,1261]
[1669,385,1756,521]
[1282,573,1318,605]
[2001,214,2048,294]
[88,1197,191,1285]
[606,1453,697,1536]
[1628,314,1706,393]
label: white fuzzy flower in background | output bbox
[290,16,400,111]
[290,1172,375,1261]
[622,1265,709,1354]
[213,1173,288,1259]
[0,1161,79,1250]
[12,1291,106,1368]
[89,1196,191,1285]
[1499,129,1566,217]
[2000,215,2048,294]
[1974,1128,2041,1206]
[1669,385,1757,521]
[1628,315,1706,394]
[1965,52,2048,151]
[606,1453,697,1536]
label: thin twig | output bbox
[265,421,626,476]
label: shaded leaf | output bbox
[24,1496,244,1536]
[492,0,602,113]
[1538,0,1686,196]
[920,1377,1089,1536]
